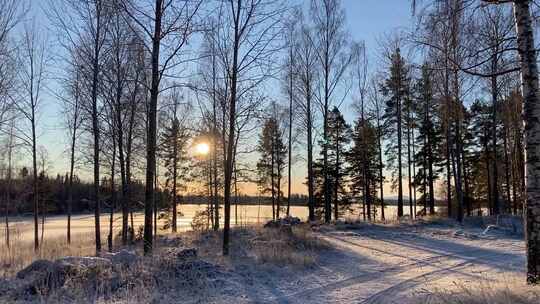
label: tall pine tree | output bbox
[413,64,441,216]
[381,48,410,217]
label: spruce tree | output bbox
[256,117,287,219]
[328,107,351,220]
[470,100,493,214]
[347,117,379,220]
[159,118,190,232]
[313,107,351,220]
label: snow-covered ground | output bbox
[219,222,525,304]
[1,219,527,303]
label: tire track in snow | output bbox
[329,232,522,304]
[359,247,521,304]
[264,232,495,303]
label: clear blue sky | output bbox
[29,1,414,193]
[345,0,412,52]
[337,0,414,131]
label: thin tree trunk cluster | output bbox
[1,0,539,287]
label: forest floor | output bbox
[1,217,539,303]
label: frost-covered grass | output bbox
[1,224,332,303]
[0,229,97,278]
[190,224,330,268]
[1,224,328,279]
[249,225,329,267]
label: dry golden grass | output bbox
[0,229,97,278]
[186,224,329,268]
[0,229,220,303]
[414,277,540,304]
[334,215,466,230]
[252,241,316,266]
[1,223,328,279]
[237,225,329,267]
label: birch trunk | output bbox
[222,0,242,256]
[504,122,512,212]
[5,123,13,248]
[307,88,315,222]
[172,119,178,233]
[144,0,162,255]
[491,74,500,215]
[108,133,116,252]
[287,46,293,217]
[512,0,540,284]
[334,126,340,221]
[91,3,104,253]
[211,41,219,231]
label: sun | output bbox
[195,142,210,155]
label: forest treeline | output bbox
[0,171,167,215]
[0,168,310,216]
[0,0,539,284]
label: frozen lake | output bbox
[0,203,436,244]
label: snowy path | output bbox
[247,224,525,304]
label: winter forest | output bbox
[1,0,540,303]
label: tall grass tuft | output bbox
[0,229,97,278]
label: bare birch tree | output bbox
[212,0,286,254]
[48,0,112,253]
[121,0,202,254]
[58,61,84,244]
[0,0,24,250]
[352,41,372,220]
[310,0,353,222]
[283,11,299,217]
[3,118,16,249]
[15,21,49,251]
[294,21,318,222]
